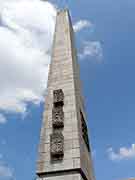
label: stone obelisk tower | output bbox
[36,9,95,180]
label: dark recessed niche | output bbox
[80,111,90,152]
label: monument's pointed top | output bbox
[56,8,73,30]
[57,8,70,18]
[57,8,69,13]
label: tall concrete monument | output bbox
[36,9,95,180]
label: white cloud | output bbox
[73,20,93,32]
[107,144,135,161]
[0,0,56,115]
[0,164,13,179]
[0,153,14,179]
[0,114,6,124]
[79,41,103,61]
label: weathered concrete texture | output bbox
[36,9,95,180]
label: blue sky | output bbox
[0,0,135,180]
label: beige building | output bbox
[36,9,95,180]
